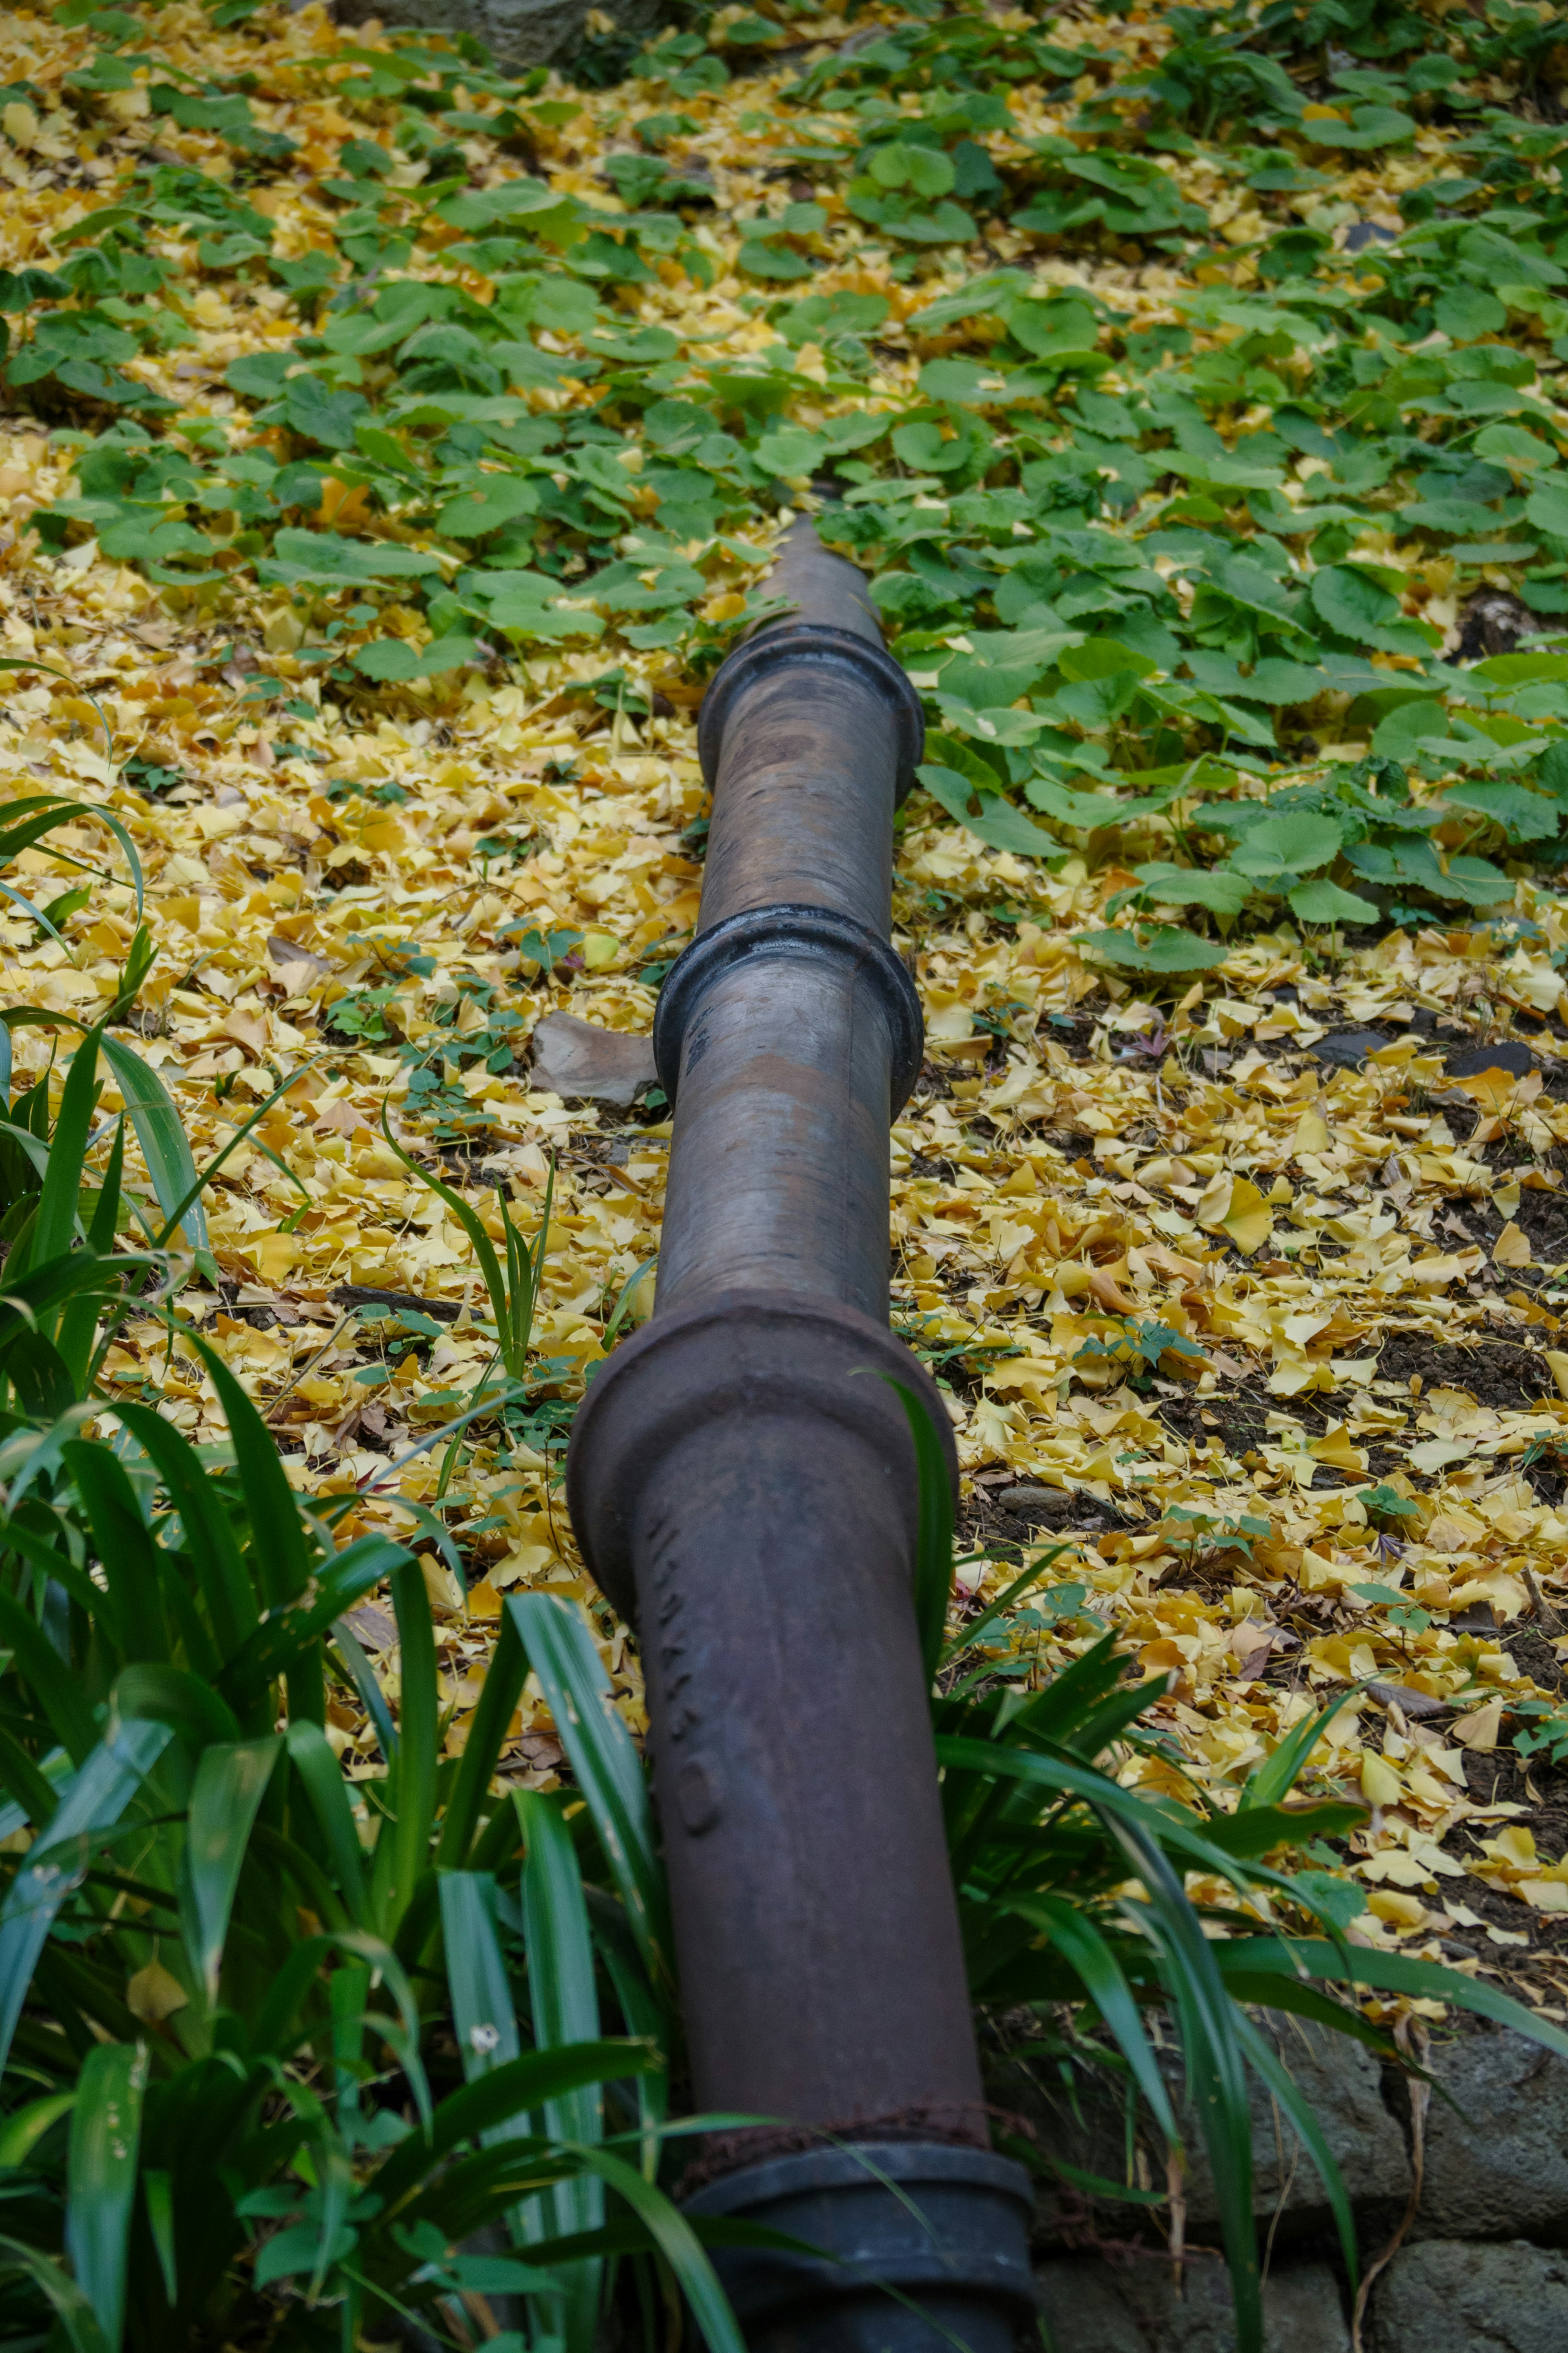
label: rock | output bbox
[1366,1679,1451,1720]
[1368,2240,1568,2353]
[332,0,662,71]
[1015,2021,1568,2283]
[1442,1039,1536,1082]
[1178,2018,1409,2248]
[994,1484,1074,1523]
[1036,2257,1350,2352]
[1449,589,1539,663]
[1007,2016,1409,2255]
[529,1014,656,1109]
[1309,1030,1393,1070]
[1410,2027,1568,2248]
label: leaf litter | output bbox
[0,0,1567,2023]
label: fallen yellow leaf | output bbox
[127,1958,188,2025]
[1196,1172,1274,1255]
[1452,1700,1503,1751]
[1493,1220,1532,1268]
[1292,1106,1331,1156]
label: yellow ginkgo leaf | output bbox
[1197,1172,1274,1256]
[1292,1106,1331,1156]
[127,1958,188,2025]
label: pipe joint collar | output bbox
[653,904,924,1115]
[567,1291,956,1623]
[682,2142,1038,2352]
[698,623,925,804]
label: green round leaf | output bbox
[1075,926,1227,974]
[737,240,813,281]
[1287,878,1381,926]
[1134,862,1254,915]
[1435,285,1508,343]
[1309,565,1399,642]
[435,476,541,538]
[1231,810,1345,879]
[1525,480,1568,541]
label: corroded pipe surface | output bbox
[566,521,1035,2351]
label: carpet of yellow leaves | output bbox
[2,0,1568,2017]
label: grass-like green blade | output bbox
[439,1871,523,2119]
[0,2089,76,2169]
[375,2042,660,2206]
[0,787,134,888]
[285,1720,367,1926]
[1215,1938,1568,2060]
[0,1735,68,1841]
[95,1034,209,1255]
[189,1335,312,1605]
[0,2232,111,2353]
[940,1546,1069,1669]
[181,1736,281,2001]
[378,1559,438,1940]
[1004,1891,1178,2144]
[144,1053,328,1259]
[1229,2006,1359,2290]
[189,1332,323,1724]
[85,1115,124,1255]
[29,1020,102,1277]
[520,1791,604,2351]
[330,1953,370,2137]
[216,1535,410,1707]
[508,1594,672,1992]
[1215,1972,1399,2060]
[65,2041,147,2353]
[331,1617,398,1761]
[112,1664,241,1752]
[1103,1808,1259,2353]
[1238,1683,1366,1812]
[60,1443,172,1669]
[0,1588,98,1763]
[141,2169,178,2306]
[437,1603,526,1871]
[112,1403,257,1663]
[378,1103,515,1364]
[1197,1800,1365,1860]
[577,2146,745,2353]
[878,1374,954,1684]
[934,1735,1322,1914]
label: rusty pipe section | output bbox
[567,522,1034,2351]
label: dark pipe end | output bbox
[752,518,886,648]
[683,2143,1038,2353]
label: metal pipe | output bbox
[567,522,1035,2351]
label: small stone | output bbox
[1014,2014,1409,2253]
[1367,1680,1451,1720]
[1309,1030,1392,1069]
[994,1485,1074,1523]
[331,0,661,70]
[1451,588,1539,662]
[1443,1039,1536,1081]
[1036,2256,1350,2352]
[1369,2241,1568,2353]
[530,1014,657,1109]
[1411,2027,1568,2247]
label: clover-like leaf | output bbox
[1230,811,1345,879]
